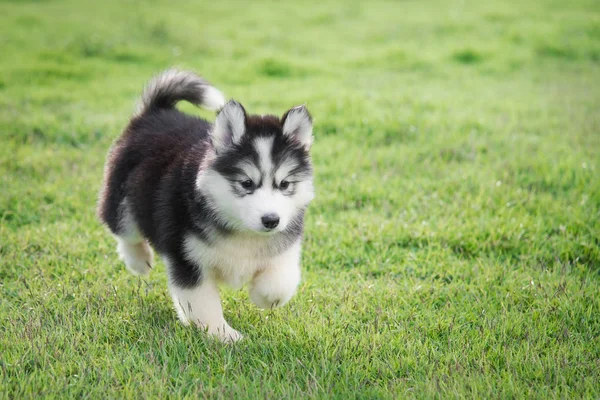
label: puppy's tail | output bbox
[136,69,225,115]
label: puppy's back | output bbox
[98,70,223,245]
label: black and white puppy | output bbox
[98,69,314,342]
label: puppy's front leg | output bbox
[167,260,242,343]
[249,241,302,309]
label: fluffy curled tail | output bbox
[137,69,225,115]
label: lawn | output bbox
[1,0,599,398]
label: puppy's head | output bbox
[198,100,314,234]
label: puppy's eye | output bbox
[280,180,290,190]
[241,180,254,189]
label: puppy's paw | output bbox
[249,264,300,310]
[249,284,293,310]
[216,327,244,343]
[117,240,153,276]
[206,323,244,343]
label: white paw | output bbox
[210,325,244,343]
[184,317,243,343]
[197,322,243,343]
[249,285,293,309]
[117,241,153,276]
[249,267,299,309]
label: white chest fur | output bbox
[183,233,283,289]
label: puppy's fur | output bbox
[98,69,314,342]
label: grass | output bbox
[1,0,599,397]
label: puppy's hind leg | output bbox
[116,237,154,276]
[114,200,153,276]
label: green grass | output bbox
[1,0,599,398]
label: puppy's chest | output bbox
[184,233,277,288]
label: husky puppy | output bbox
[98,69,314,342]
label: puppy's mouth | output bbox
[250,225,283,235]
[258,227,280,234]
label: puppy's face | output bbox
[198,101,314,234]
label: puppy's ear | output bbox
[281,105,313,149]
[211,100,247,152]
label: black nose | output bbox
[261,213,280,229]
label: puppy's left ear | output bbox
[282,105,313,149]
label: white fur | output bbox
[242,187,295,232]
[274,157,305,182]
[116,238,153,276]
[255,137,274,176]
[202,86,226,111]
[183,233,301,304]
[166,260,243,343]
[239,160,262,183]
[184,233,272,288]
[249,241,302,309]
[117,199,142,242]
[283,105,313,148]
[115,199,153,276]
[212,101,246,152]
[196,168,248,231]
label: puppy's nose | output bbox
[261,213,280,229]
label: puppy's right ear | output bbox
[211,100,247,152]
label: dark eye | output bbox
[280,180,290,190]
[241,180,253,189]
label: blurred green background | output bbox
[1,0,599,398]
